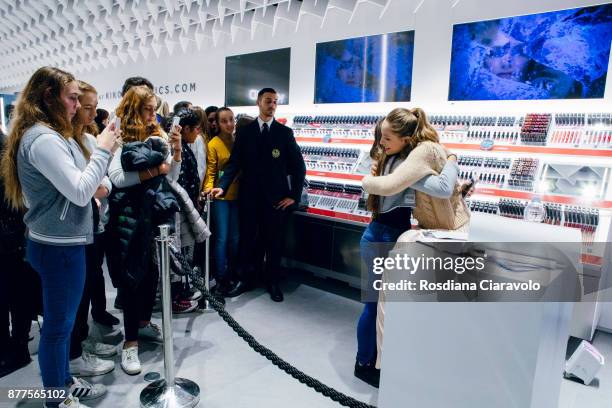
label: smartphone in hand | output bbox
[462,177,477,197]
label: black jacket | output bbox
[0,133,26,254]
[106,140,179,289]
[218,119,306,208]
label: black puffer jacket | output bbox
[106,139,180,289]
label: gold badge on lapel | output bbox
[272,148,280,158]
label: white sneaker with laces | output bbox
[81,338,117,358]
[138,322,162,342]
[69,377,106,401]
[45,394,91,408]
[121,346,141,375]
[69,352,115,376]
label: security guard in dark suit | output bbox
[211,88,306,302]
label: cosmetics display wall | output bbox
[291,112,612,251]
[287,111,612,340]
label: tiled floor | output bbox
[3,271,612,407]
[3,273,377,408]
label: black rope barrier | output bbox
[172,250,377,408]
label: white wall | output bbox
[79,0,612,116]
[64,0,612,333]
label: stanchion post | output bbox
[159,225,175,386]
[204,196,211,310]
[140,224,201,408]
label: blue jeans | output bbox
[212,200,240,280]
[26,240,85,388]
[356,221,405,366]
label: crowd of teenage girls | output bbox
[0,66,470,407]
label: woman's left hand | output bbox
[169,126,181,149]
[94,185,109,199]
[169,125,182,159]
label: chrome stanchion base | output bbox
[199,300,215,313]
[140,378,201,408]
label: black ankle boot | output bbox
[354,360,380,388]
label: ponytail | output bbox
[366,118,387,216]
[408,107,438,149]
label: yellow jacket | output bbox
[205,136,239,200]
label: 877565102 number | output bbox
[2,387,68,402]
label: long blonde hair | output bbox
[72,80,100,161]
[1,66,76,209]
[115,86,161,142]
[366,119,385,215]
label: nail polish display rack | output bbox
[289,112,611,251]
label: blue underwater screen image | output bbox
[315,31,414,103]
[449,4,612,100]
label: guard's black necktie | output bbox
[260,122,270,155]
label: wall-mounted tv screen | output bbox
[314,31,414,103]
[448,4,612,101]
[225,48,290,106]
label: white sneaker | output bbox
[69,352,115,376]
[47,394,91,408]
[121,346,141,375]
[82,338,117,358]
[138,322,162,342]
[69,377,106,401]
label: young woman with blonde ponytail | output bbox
[0,67,120,408]
[361,107,471,375]
[355,108,465,388]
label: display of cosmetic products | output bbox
[429,115,471,128]
[544,202,563,225]
[477,172,506,186]
[549,129,583,145]
[300,145,361,173]
[457,155,511,187]
[306,180,367,215]
[482,157,512,169]
[563,206,600,231]
[465,130,520,143]
[498,199,528,219]
[554,113,586,126]
[508,158,539,191]
[293,115,382,127]
[293,112,612,151]
[520,113,551,146]
[582,130,612,147]
[293,112,608,244]
[496,116,518,127]
[587,113,612,126]
[548,129,612,147]
[467,199,499,214]
[457,155,483,167]
[471,116,497,127]
[458,155,511,169]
